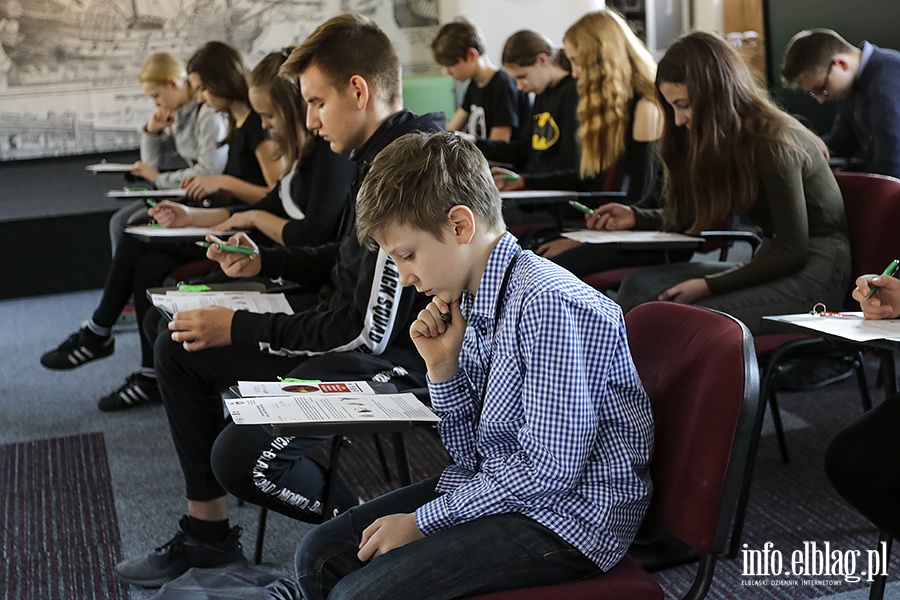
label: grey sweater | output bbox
[139,98,228,189]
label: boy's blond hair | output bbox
[356,132,503,251]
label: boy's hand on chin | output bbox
[410,297,465,382]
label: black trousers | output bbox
[93,232,205,368]
[824,393,900,539]
[154,333,425,521]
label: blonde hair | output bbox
[564,10,658,177]
[139,52,188,85]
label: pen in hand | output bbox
[196,241,257,256]
[568,200,594,215]
[146,199,157,208]
[865,258,900,299]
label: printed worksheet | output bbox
[150,291,293,316]
[107,189,188,198]
[224,394,439,425]
[561,230,702,245]
[764,313,900,343]
[237,380,377,397]
[126,226,236,238]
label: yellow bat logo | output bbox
[532,112,560,150]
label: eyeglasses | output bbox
[807,62,834,99]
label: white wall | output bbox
[692,0,724,33]
[440,0,607,64]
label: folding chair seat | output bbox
[467,302,762,600]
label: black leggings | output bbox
[824,394,900,539]
[92,233,206,368]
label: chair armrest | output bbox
[698,230,762,258]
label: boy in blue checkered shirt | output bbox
[294,131,654,600]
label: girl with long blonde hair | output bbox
[537,9,666,275]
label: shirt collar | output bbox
[857,41,874,83]
[460,232,521,323]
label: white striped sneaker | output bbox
[98,372,161,412]
[40,327,114,370]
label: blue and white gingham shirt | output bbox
[415,232,654,571]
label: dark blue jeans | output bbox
[295,476,600,600]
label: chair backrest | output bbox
[625,302,761,555]
[836,172,900,308]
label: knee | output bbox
[154,334,177,369]
[211,425,258,498]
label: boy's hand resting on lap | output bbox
[357,513,423,562]
[410,298,465,383]
[168,306,234,350]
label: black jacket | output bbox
[230,110,446,373]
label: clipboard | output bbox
[222,385,438,437]
[85,162,133,174]
[107,189,188,199]
[125,226,237,242]
[146,282,269,321]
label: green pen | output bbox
[440,312,452,324]
[195,240,257,256]
[865,259,900,299]
[568,200,594,215]
[500,173,520,181]
[146,198,157,208]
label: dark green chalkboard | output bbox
[764,0,900,135]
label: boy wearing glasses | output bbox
[781,28,900,179]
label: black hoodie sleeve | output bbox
[280,143,355,247]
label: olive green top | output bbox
[632,128,847,295]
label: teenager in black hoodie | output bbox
[114,14,445,589]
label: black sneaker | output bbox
[98,373,161,412]
[115,516,244,588]
[40,327,114,370]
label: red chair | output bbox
[468,302,762,600]
[729,172,900,557]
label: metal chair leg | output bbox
[767,388,790,463]
[853,350,873,412]
[254,507,268,565]
[868,531,893,600]
[391,432,412,486]
[372,434,392,481]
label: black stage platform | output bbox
[0,150,140,299]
